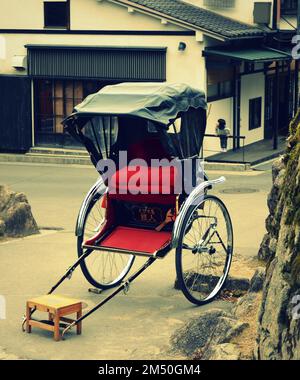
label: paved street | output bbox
[0,161,272,359]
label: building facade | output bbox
[0,0,297,158]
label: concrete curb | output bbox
[250,150,285,166]
[28,147,89,157]
[0,153,252,171]
[0,153,92,166]
[204,162,251,172]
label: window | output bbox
[249,97,262,130]
[35,80,102,136]
[281,0,297,15]
[207,81,234,101]
[253,2,272,24]
[207,63,235,101]
[44,1,69,28]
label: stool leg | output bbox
[76,310,82,335]
[26,304,31,334]
[54,314,60,342]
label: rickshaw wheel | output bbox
[176,195,233,305]
[77,193,135,289]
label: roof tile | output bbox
[126,0,265,39]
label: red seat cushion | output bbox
[109,165,179,195]
[99,226,172,254]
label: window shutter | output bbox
[204,0,235,8]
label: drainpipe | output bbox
[272,0,278,30]
[233,65,237,150]
[233,64,241,150]
[273,61,280,150]
[236,68,241,150]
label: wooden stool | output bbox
[26,294,82,341]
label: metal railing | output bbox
[201,134,247,164]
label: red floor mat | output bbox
[99,226,172,254]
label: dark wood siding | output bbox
[27,46,167,81]
[0,76,32,152]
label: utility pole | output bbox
[298,0,300,36]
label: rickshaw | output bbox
[23,83,233,338]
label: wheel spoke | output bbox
[177,196,233,304]
[79,195,135,288]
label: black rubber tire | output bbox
[175,195,233,306]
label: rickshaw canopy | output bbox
[64,82,207,126]
[64,82,207,165]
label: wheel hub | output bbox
[192,245,216,255]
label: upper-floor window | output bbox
[44,1,70,29]
[281,0,297,15]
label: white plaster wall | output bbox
[278,16,297,30]
[204,97,233,157]
[0,0,44,29]
[0,33,206,90]
[0,0,186,31]
[240,72,265,146]
[71,0,186,31]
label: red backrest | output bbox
[127,138,169,164]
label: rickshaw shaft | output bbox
[48,248,93,294]
[21,248,95,331]
[62,256,156,338]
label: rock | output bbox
[0,219,5,236]
[260,157,286,259]
[269,237,278,257]
[249,267,265,292]
[233,293,257,318]
[225,276,250,293]
[174,274,250,295]
[222,319,249,342]
[170,309,224,356]
[267,180,280,215]
[272,156,285,181]
[201,343,241,360]
[256,111,300,360]
[258,234,275,262]
[170,308,247,357]
[0,185,39,237]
